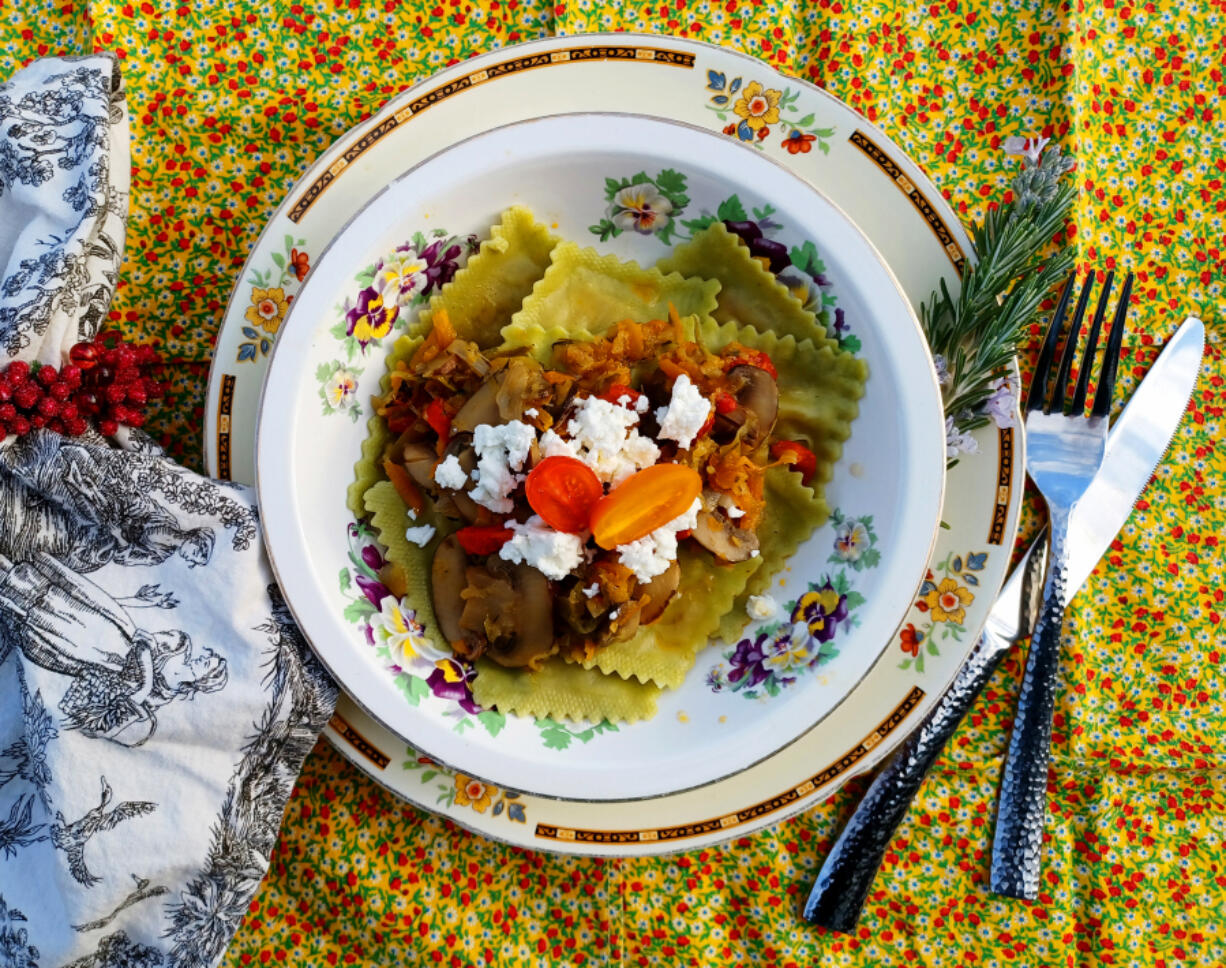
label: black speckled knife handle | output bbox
[802,626,1014,931]
[989,514,1071,900]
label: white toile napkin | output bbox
[0,56,338,967]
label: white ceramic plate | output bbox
[207,33,1023,853]
[256,112,946,802]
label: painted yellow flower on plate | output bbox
[732,81,781,130]
[245,287,288,334]
[453,774,494,813]
[924,577,974,624]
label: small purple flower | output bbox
[792,581,849,645]
[360,544,385,572]
[345,285,398,346]
[932,353,951,388]
[355,573,391,610]
[945,415,979,460]
[348,523,385,571]
[833,307,847,334]
[1003,135,1050,165]
[726,631,772,689]
[428,659,481,715]
[416,237,467,294]
[982,375,1018,430]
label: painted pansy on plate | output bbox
[256,112,946,803]
[314,232,479,422]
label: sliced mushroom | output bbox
[402,441,440,490]
[690,509,760,563]
[602,599,643,644]
[458,563,517,659]
[449,492,481,524]
[636,561,681,625]
[451,379,502,432]
[713,365,779,449]
[431,534,470,649]
[484,563,556,668]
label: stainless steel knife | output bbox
[803,316,1205,931]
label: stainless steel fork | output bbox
[989,269,1131,899]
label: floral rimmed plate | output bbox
[207,33,1023,852]
[255,112,947,802]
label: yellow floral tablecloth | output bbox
[5,0,1225,964]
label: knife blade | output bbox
[803,316,1204,931]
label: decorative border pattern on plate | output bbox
[848,130,967,275]
[989,426,1015,545]
[287,45,695,222]
[532,685,925,844]
[215,373,236,481]
[331,712,391,770]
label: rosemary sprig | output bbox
[923,140,1077,455]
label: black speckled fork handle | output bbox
[989,511,1072,900]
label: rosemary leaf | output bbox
[922,141,1076,460]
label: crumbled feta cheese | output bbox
[612,393,650,414]
[524,407,539,418]
[719,494,746,519]
[616,497,701,582]
[539,428,579,460]
[434,453,468,490]
[582,582,600,599]
[498,515,586,580]
[404,524,437,547]
[469,421,536,513]
[746,595,780,622]
[562,396,660,485]
[750,549,760,558]
[654,373,711,450]
[407,508,418,520]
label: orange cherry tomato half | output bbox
[525,456,603,534]
[590,463,703,549]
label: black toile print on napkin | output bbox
[0,61,127,361]
[0,55,338,968]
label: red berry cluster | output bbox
[0,334,166,442]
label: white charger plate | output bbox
[206,33,1023,853]
[255,112,946,802]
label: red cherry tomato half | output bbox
[525,456,603,533]
[770,440,818,486]
[455,524,514,556]
[598,383,645,409]
[724,350,778,380]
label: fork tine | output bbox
[1026,273,1076,413]
[1091,271,1132,418]
[1047,274,1097,414]
[1070,270,1116,412]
